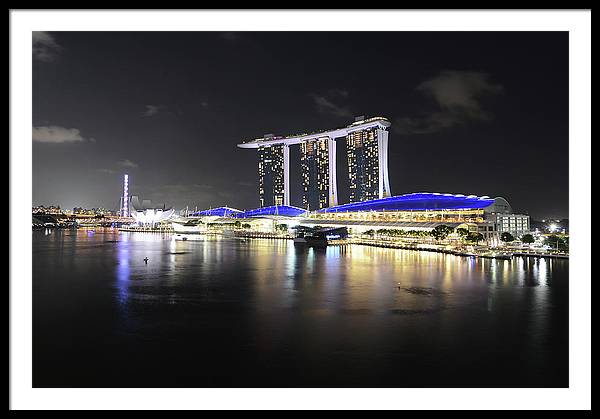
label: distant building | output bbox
[32,205,62,215]
[530,218,568,234]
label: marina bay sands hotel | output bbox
[237,116,391,210]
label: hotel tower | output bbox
[238,116,391,209]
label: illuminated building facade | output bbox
[490,213,530,237]
[190,193,531,245]
[238,116,389,208]
[258,143,288,207]
[346,121,391,203]
[130,196,174,228]
[301,137,331,210]
[191,206,242,217]
[302,193,515,243]
[234,204,306,218]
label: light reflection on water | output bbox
[33,229,569,387]
[116,233,130,305]
[39,230,564,312]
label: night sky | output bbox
[33,31,568,219]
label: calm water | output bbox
[33,229,568,387]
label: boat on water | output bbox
[296,227,349,247]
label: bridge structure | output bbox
[237,116,392,210]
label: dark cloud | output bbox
[32,126,88,144]
[96,168,117,175]
[118,159,139,169]
[142,105,165,117]
[395,70,504,134]
[32,31,62,62]
[311,90,353,118]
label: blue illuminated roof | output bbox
[319,193,496,213]
[191,206,242,217]
[235,205,307,218]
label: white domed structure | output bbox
[130,196,174,228]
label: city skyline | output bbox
[13,9,591,410]
[33,31,569,218]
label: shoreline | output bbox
[115,228,569,260]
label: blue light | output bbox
[235,205,307,218]
[318,192,495,213]
[191,206,242,217]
